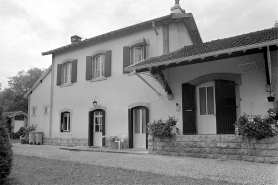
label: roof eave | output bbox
[125,40,278,72]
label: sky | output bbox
[0,0,277,89]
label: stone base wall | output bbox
[43,137,88,146]
[43,137,129,148]
[148,135,278,164]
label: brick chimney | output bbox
[171,0,185,13]
[71,35,82,44]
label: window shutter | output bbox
[71,59,78,83]
[57,64,62,86]
[123,46,130,73]
[182,83,197,134]
[86,56,92,80]
[128,109,133,148]
[102,110,105,146]
[104,50,112,77]
[215,80,237,134]
[143,37,147,60]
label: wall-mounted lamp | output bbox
[267,92,275,102]
[93,100,97,107]
[175,103,180,112]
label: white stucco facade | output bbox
[28,70,51,137]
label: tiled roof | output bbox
[42,13,202,56]
[3,111,28,118]
[128,27,278,70]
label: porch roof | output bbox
[125,27,278,72]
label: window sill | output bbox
[43,113,49,116]
[90,77,107,82]
[31,114,36,117]
[60,83,73,88]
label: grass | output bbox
[1,154,243,185]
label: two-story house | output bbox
[24,1,203,148]
[24,1,278,149]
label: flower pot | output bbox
[267,96,275,102]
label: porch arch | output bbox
[189,73,241,86]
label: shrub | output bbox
[147,116,178,138]
[0,123,13,179]
[16,127,26,138]
[235,114,278,140]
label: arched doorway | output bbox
[88,108,106,147]
[128,103,149,149]
[183,73,240,135]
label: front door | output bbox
[93,111,103,146]
[196,82,216,134]
[133,108,146,149]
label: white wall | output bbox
[169,21,193,52]
[51,26,172,139]
[29,71,51,137]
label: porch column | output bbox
[271,50,278,107]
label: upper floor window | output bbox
[132,45,143,65]
[63,62,71,84]
[57,59,78,86]
[93,54,105,78]
[123,38,149,73]
[31,106,37,117]
[86,50,112,81]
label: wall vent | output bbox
[237,62,258,73]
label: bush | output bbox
[147,116,178,138]
[15,127,26,138]
[235,114,278,140]
[0,123,13,179]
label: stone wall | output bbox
[43,137,88,146]
[148,135,278,164]
[43,137,129,148]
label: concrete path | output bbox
[12,143,278,185]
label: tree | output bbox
[0,68,46,115]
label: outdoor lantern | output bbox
[267,92,275,102]
[93,100,97,107]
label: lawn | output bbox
[1,154,242,185]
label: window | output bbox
[62,62,72,84]
[94,111,103,132]
[86,50,112,81]
[43,105,49,116]
[61,111,70,132]
[15,115,24,121]
[132,45,143,65]
[123,38,149,73]
[199,86,214,115]
[57,59,78,86]
[92,54,105,78]
[32,106,37,117]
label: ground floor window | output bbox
[61,111,70,132]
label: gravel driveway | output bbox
[12,144,278,184]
